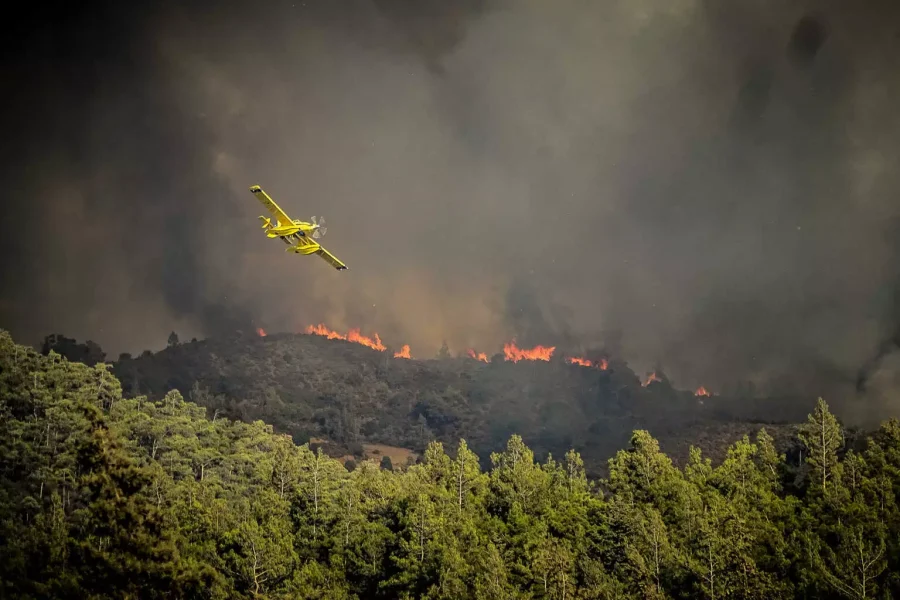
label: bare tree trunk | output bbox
[457,459,464,513]
[653,530,661,594]
[820,416,827,490]
[313,453,320,538]
[251,539,261,596]
[345,492,353,547]
[419,509,426,562]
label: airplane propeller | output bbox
[311,216,327,239]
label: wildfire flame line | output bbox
[306,322,600,369]
[565,356,609,370]
[503,340,555,362]
[642,372,661,387]
[303,323,706,393]
[256,327,267,337]
[305,323,390,353]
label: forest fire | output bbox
[305,323,387,352]
[567,356,591,367]
[566,356,609,370]
[503,340,555,363]
[301,324,619,375]
[256,328,267,337]
[272,321,704,397]
[467,349,489,362]
[642,372,661,387]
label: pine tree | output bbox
[798,398,844,493]
[67,402,202,598]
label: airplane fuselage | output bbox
[267,224,305,237]
[259,216,318,238]
[260,217,321,254]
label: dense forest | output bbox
[77,330,807,477]
[2,328,899,598]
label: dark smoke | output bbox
[371,0,489,74]
[857,215,900,393]
[788,15,828,68]
[503,277,576,348]
[1,0,899,424]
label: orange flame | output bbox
[394,344,411,359]
[346,329,386,352]
[566,357,592,367]
[305,323,387,352]
[503,340,555,362]
[565,356,609,370]
[256,327,267,337]
[695,386,711,397]
[306,323,346,341]
[642,372,661,387]
[467,349,489,363]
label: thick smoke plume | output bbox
[2,0,899,423]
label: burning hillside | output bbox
[566,356,609,370]
[110,329,789,481]
[303,324,414,360]
[299,322,710,394]
[305,323,389,353]
[467,342,608,371]
[503,340,555,362]
[304,323,616,371]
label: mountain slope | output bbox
[111,332,801,475]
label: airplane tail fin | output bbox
[259,215,272,230]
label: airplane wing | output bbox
[315,245,348,270]
[249,185,294,227]
[289,235,348,270]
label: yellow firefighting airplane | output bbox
[249,185,348,271]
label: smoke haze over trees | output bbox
[2,0,900,421]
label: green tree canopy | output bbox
[2,329,900,599]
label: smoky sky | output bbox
[2,0,899,422]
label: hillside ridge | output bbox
[108,331,805,475]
